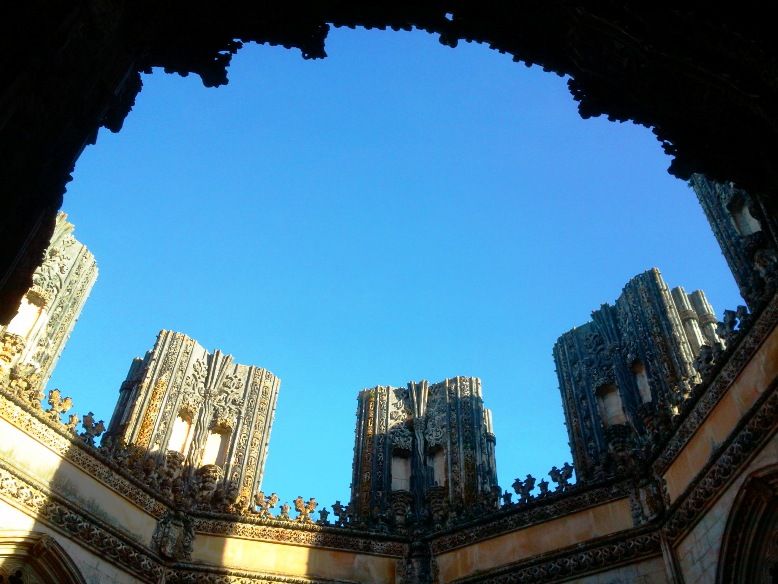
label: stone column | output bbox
[689,290,722,348]
[671,287,706,354]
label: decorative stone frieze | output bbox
[664,381,778,542]
[448,529,662,583]
[0,460,165,582]
[192,515,407,556]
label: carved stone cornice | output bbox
[429,480,630,554]
[653,292,778,474]
[0,387,169,518]
[448,528,661,583]
[165,566,353,583]
[192,514,407,557]
[0,458,164,582]
[664,379,778,542]
[0,383,408,556]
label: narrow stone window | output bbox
[6,295,45,338]
[729,196,761,236]
[168,414,193,455]
[201,428,231,467]
[596,384,626,426]
[631,361,652,403]
[391,454,411,491]
[430,448,447,487]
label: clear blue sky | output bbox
[50,28,740,510]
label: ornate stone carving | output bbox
[548,463,574,492]
[293,497,317,523]
[0,460,164,581]
[511,475,536,503]
[255,491,279,519]
[430,480,631,554]
[350,377,497,528]
[0,333,24,365]
[78,411,105,446]
[554,269,721,483]
[654,292,778,473]
[103,331,281,514]
[152,511,194,561]
[450,530,661,583]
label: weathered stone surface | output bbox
[104,330,281,518]
[0,212,97,391]
[553,269,720,482]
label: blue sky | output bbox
[51,28,740,510]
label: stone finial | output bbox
[80,411,105,445]
[512,474,536,503]
[294,496,317,523]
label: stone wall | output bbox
[675,426,778,583]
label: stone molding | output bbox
[429,479,630,554]
[193,514,406,556]
[664,378,778,542]
[0,386,169,517]
[653,292,778,474]
[448,528,661,583]
[164,566,353,583]
[0,387,407,558]
[0,458,165,582]
[0,530,88,584]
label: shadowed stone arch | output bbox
[2,4,778,321]
[717,464,778,584]
[0,531,86,584]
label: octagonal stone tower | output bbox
[350,376,498,528]
[105,330,280,505]
[553,268,721,482]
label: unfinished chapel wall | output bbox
[0,208,775,582]
[0,136,775,584]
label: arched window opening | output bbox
[728,196,762,236]
[631,361,652,403]
[391,453,411,491]
[201,427,231,467]
[168,413,193,455]
[596,383,626,427]
[717,464,778,583]
[0,532,86,584]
